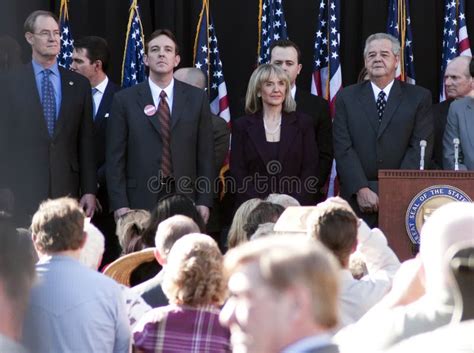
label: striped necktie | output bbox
[158,90,172,177]
[41,69,56,136]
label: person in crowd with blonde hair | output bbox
[226,197,262,249]
[230,63,318,209]
[265,193,300,208]
[220,235,340,353]
[133,233,230,352]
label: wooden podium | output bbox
[378,170,474,261]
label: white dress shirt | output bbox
[149,77,174,114]
[92,76,109,117]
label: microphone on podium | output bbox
[453,138,460,171]
[419,140,427,170]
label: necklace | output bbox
[263,116,282,134]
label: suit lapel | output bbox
[247,113,273,167]
[171,80,187,130]
[94,81,116,126]
[53,68,76,139]
[278,112,298,162]
[377,80,402,138]
[462,98,474,148]
[24,63,50,138]
[137,82,162,136]
[357,82,379,134]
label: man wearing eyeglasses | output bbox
[0,10,96,227]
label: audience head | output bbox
[71,36,110,86]
[249,222,276,241]
[265,193,300,208]
[31,197,86,256]
[80,220,105,270]
[269,39,302,87]
[444,56,473,99]
[419,202,474,295]
[363,33,400,83]
[245,63,296,114]
[117,209,150,253]
[220,235,340,353]
[307,197,358,268]
[227,198,262,249]
[174,67,206,89]
[0,219,36,340]
[162,233,226,306]
[243,201,285,239]
[154,215,200,265]
[133,194,205,252]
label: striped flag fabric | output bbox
[193,0,230,122]
[387,0,416,84]
[311,0,342,118]
[311,0,342,198]
[257,0,289,64]
[121,0,146,88]
[58,0,74,69]
[440,0,472,101]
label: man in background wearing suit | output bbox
[333,33,433,226]
[270,39,333,203]
[107,29,214,223]
[443,57,474,170]
[71,36,121,264]
[0,10,96,227]
[433,56,472,168]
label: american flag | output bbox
[58,0,74,69]
[440,0,472,101]
[257,0,289,64]
[193,0,230,122]
[311,0,342,197]
[387,0,416,84]
[121,0,146,88]
[311,0,342,117]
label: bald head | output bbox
[174,67,206,90]
[444,56,473,99]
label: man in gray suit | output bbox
[333,33,433,226]
[0,10,96,226]
[219,236,340,353]
[443,57,474,170]
[106,29,214,223]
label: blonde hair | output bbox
[163,233,226,306]
[245,64,296,114]
[227,198,262,249]
[224,235,340,329]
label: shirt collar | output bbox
[149,77,174,106]
[32,59,60,78]
[281,334,333,353]
[291,85,297,99]
[94,76,109,94]
[370,79,394,101]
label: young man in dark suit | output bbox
[270,39,333,203]
[333,33,433,226]
[106,29,214,223]
[71,36,121,264]
[0,10,96,227]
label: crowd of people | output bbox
[0,8,474,353]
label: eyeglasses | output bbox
[32,31,61,39]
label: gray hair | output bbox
[363,33,400,57]
[24,10,58,34]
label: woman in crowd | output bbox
[133,233,230,353]
[230,64,318,209]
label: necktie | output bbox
[41,69,56,136]
[376,91,386,123]
[92,88,99,119]
[158,90,172,177]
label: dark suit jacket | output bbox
[432,99,452,169]
[131,270,168,308]
[95,80,120,185]
[0,63,96,224]
[230,111,318,208]
[295,89,333,192]
[212,114,230,175]
[333,80,433,213]
[106,79,215,212]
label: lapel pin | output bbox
[69,81,74,86]
[144,105,156,116]
[104,113,109,118]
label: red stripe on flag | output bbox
[219,95,229,113]
[459,38,471,53]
